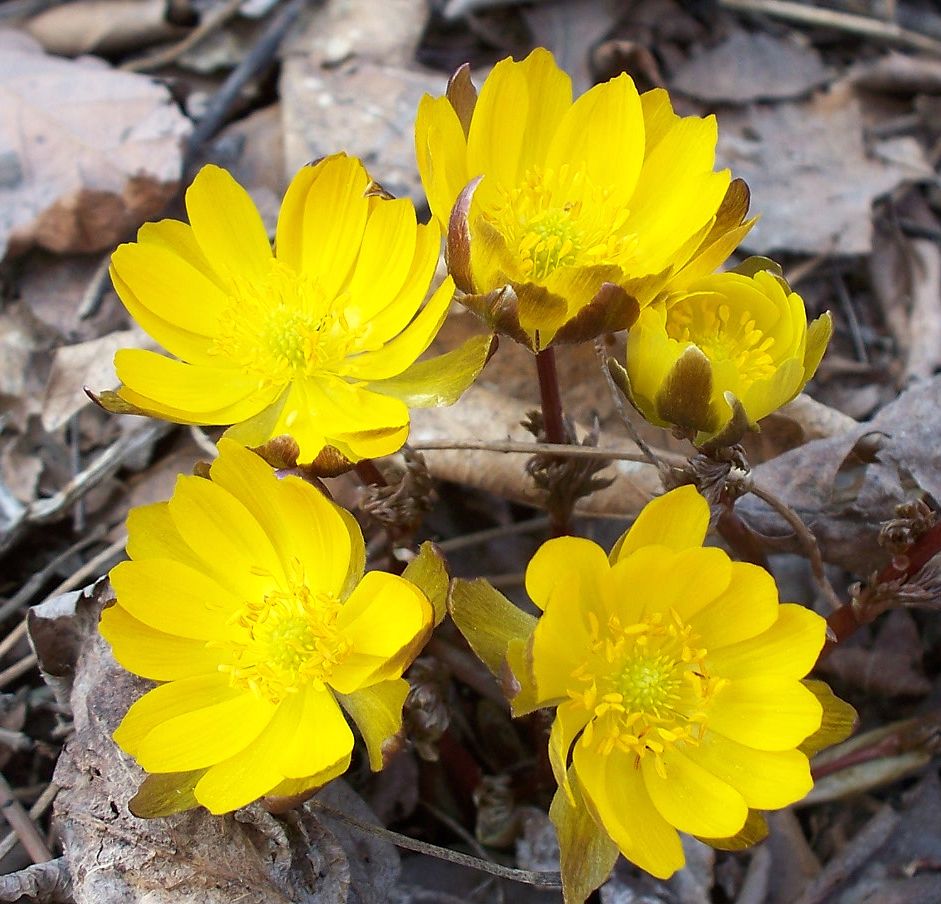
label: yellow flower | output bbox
[450,487,854,898]
[100,439,442,815]
[102,154,492,465]
[616,262,832,447]
[415,48,753,350]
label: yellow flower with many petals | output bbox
[449,487,854,899]
[100,440,443,815]
[415,48,753,350]
[615,262,832,448]
[102,154,492,464]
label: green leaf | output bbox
[402,541,449,625]
[129,770,206,818]
[336,678,409,771]
[448,578,536,678]
[368,334,496,408]
[799,678,858,757]
[550,771,619,903]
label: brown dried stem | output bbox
[745,481,843,611]
[0,773,54,864]
[307,799,561,889]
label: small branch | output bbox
[436,515,551,553]
[185,0,309,154]
[721,0,941,56]
[821,520,941,658]
[308,799,561,889]
[0,653,38,690]
[594,339,668,473]
[746,481,843,611]
[411,439,685,466]
[0,773,54,863]
[0,784,59,864]
[122,0,244,72]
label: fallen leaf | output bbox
[671,28,829,104]
[0,31,191,259]
[41,328,154,432]
[24,0,184,58]
[716,83,928,255]
[280,0,443,202]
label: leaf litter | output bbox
[1,0,941,901]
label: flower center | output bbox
[483,165,635,282]
[218,563,351,703]
[666,300,777,387]
[568,609,726,775]
[209,260,361,384]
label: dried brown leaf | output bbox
[0,32,191,259]
[672,28,829,104]
[717,84,928,255]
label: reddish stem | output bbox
[354,459,388,487]
[534,348,570,537]
[820,520,941,659]
[716,504,770,568]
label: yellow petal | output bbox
[135,690,276,773]
[343,277,455,381]
[193,692,302,813]
[466,56,530,195]
[109,559,240,640]
[265,754,351,802]
[297,377,410,461]
[707,603,826,676]
[628,116,729,272]
[331,571,432,694]
[110,241,228,337]
[574,744,685,879]
[99,605,220,682]
[336,678,409,771]
[360,221,440,346]
[278,687,354,779]
[526,536,608,611]
[609,546,732,625]
[545,73,644,209]
[346,198,419,325]
[708,677,823,751]
[642,746,748,838]
[125,501,203,569]
[137,218,224,288]
[114,674,241,756]
[611,485,710,561]
[114,349,272,419]
[515,47,572,171]
[167,473,285,599]
[549,701,592,800]
[185,164,272,286]
[110,266,213,365]
[531,569,598,703]
[686,562,779,645]
[639,88,679,156]
[276,155,371,298]
[415,93,470,232]
[687,730,813,810]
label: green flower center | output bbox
[218,566,350,703]
[667,300,777,387]
[209,260,361,383]
[484,166,637,282]
[568,610,726,773]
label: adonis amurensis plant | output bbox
[89,44,870,904]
